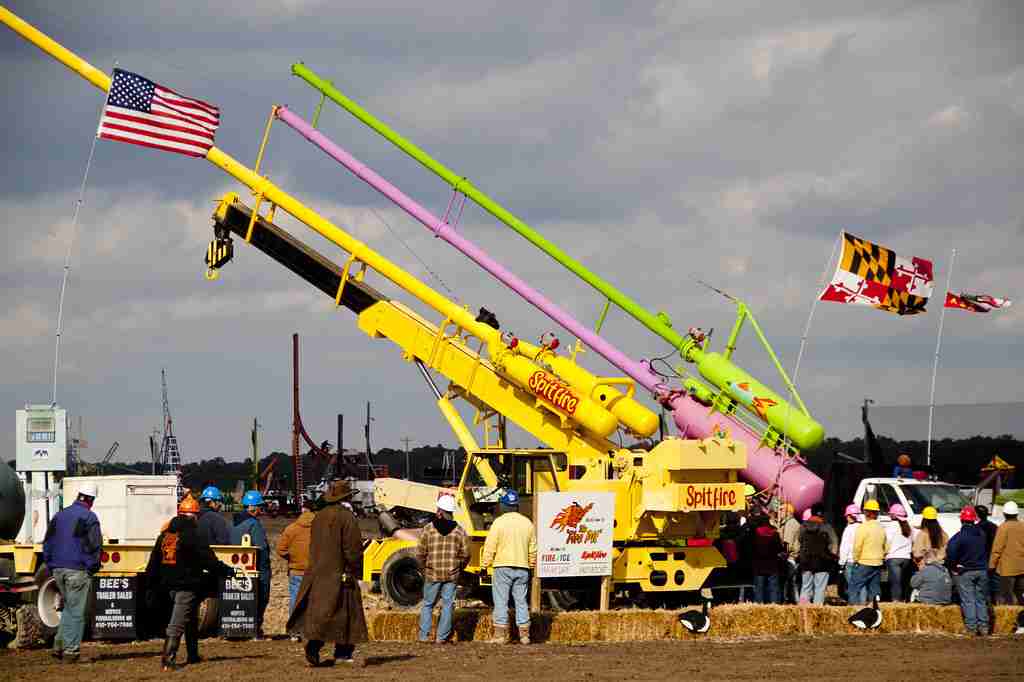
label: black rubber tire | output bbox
[197,597,220,637]
[16,604,53,648]
[380,547,423,608]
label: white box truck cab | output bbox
[853,477,979,540]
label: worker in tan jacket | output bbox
[849,499,889,604]
[990,501,1024,604]
[480,490,536,645]
[278,498,316,622]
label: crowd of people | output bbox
[39,477,1021,668]
[41,478,539,669]
[737,494,1024,636]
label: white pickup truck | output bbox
[852,477,998,539]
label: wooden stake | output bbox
[599,575,611,611]
[530,491,542,612]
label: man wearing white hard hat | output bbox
[42,482,103,664]
[415,494,469,643]
[990,500,1024,604]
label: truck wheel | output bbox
[197,597,220,636]
[15,604,53,648]
[380,548,423,608]
[35,575,62,631]
[0,603,16,648]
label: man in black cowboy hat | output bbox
[286,480,369,666]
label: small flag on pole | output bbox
[944,292,1012,313]
[98,68,219,158]
[819,231,934,315]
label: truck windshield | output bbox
[900,484,970,514]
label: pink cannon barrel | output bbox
[668,394,823,513]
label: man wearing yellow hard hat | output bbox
[848,499,889,604]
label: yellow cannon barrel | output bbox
[495,352,619,439]
[514,340,659,437]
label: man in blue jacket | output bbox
[231,490,271,638]
[197,486,230,546]
[946,506,990,636]
[43,482,103,663]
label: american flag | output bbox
[98,68,219,158]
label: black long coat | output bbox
[285,502,368,644]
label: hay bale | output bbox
[708,604,803,638]
[547,612,596,642]
[913,605,965,634]
[363,604,1024,642]
[993,606,1022,635]
[594,610,674,641]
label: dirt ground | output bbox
[3,634,1022,681]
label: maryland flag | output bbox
[944,292,1012,313]
[819,232,934,315]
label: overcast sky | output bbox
[2,1,1021,468]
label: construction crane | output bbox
[158,369,183,498]
[99,441,119,473]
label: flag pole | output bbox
[789,231,843,398]
[51,64,112,406]
[775,230,842,498]
[926,248,956,467]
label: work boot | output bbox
[488,625,508,644]
[161,636,181,672]
[304,640,322,668]
[185,620,201,663]
[519,620,531,645]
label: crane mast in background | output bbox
[159,368,183,498]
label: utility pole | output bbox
[149,428,160,475]
[364,401,373,468]
[401,437,413,480]
[336,413,343,479]
[251,417,261,490]
[292,333,303,505]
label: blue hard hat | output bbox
[241,490,265,507]
[200,485,222,501]
[499,489,520,507]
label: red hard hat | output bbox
[959,505,978,523]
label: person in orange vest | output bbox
[145,494,233,671]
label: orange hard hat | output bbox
[898,454,911,467]
[178,493,200,514]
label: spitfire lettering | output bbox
[527,371,580,415]
[684,485,738,509]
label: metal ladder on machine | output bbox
[161,433,183,500]
[160,369,184,499]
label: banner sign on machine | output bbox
[537,492,614,578]
[218,575,257,638]
[91,576,137,639]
